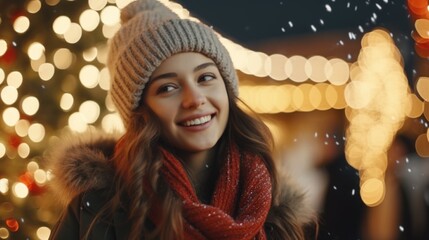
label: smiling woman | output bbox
[144,53,229,158]
[46,0,315,239]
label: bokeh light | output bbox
[0,69,4,85]
[53,48,73,70]
[27,42,45,60]
[68,112,88,132]
[22,96,40,116]
[89,0,108,11]
[38,63,55,81]
[100,6,120,26]
[60,93,74,111]
[102,113,125,133]
[416,76,429,102]
[15,119,30,137]
[34,169,47,185]
[265,54,288,80]
[36,226,51,240]
[64,23,82,44]
[361,178,385,206]
[345,29,409,206]
[27,161,39,173]
[52,16,71,35]
[0,178,8,194]
[2,107,20,127]
[79,100,101,124]
[27,0,42,14]
[79,9,100,32]
[287,55,308,83]
[17,143,30,158]
[7,71,23,88]
[0,39,8,57]
[28,123,45,143]
[79,65,99,88]
[416,133,429,157]
[0,227,9,239]
[1,86,18,105]
[83,47,98,62]
[12,182,29,199]
[13,16,30,34]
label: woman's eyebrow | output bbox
[193,62,216,72]
[150,62,216,82]
[150,72,177,82]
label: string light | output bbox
[345,29,409,207]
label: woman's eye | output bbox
[157,84,176,94]
[199,74,216,82]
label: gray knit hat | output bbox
[107,0,239,128]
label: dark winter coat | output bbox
[47,132,314,239]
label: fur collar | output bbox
[46,131,314,226]
[46,131,118,206]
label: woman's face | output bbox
[144,52,229,154]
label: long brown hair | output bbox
[90,82,306,239]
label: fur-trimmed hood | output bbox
[46,131,118,206]
[46,131,314,227]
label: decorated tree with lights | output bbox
[0,0,127,239]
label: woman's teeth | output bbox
[183,115,212,126]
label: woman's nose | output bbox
[181,85,205,109]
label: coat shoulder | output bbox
[265,173,317,239]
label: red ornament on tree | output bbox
[7,134,21,150]
[19,172,45,196]
[0,45,17,65]
[5,218,19,232]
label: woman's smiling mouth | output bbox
[181,114,213,127]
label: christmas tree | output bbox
[0,0,125,239]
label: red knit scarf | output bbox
[154,144,272,240]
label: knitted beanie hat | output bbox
[107,0,239,128]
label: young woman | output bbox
[48,0,314,239]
